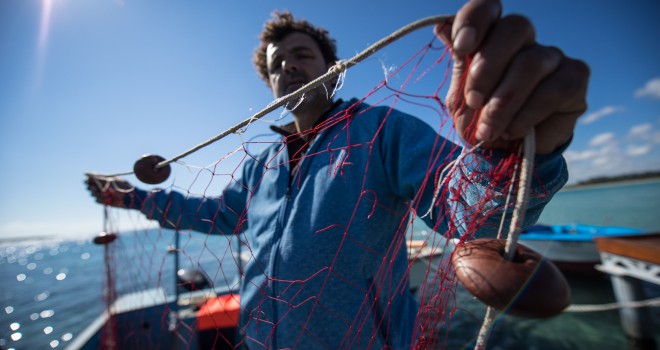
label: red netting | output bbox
[91,34,545,350]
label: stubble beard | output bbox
[284,82,333,114]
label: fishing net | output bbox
[87,16,557,350]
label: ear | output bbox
[266,73,277,96]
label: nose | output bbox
[282,58,299,73]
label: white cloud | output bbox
[628,123,653,137]
[634,77,660,99]
[564,149,598,162]
[626,144,652,157]
[581,106,624,124]
[565,135,660,184]
[592,157,611,166]
[627,123,660,145]
[589,132,616,147]
[563,126,660,184]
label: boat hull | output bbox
[519,224,644,275]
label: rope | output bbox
[565,297,660,312]
[102,15,452,178]
[475,131,536,350]
[504,131,535,260]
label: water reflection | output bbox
[1,239,91,350]
[35,291,50,301]
[2,233,260,349]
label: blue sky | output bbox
[1,0,659,240]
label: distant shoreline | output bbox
[0,233,96,244]
[563,176,660,192]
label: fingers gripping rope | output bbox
[98,15,452,182]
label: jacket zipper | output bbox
[268,105,342,347]
[269,148,292,348]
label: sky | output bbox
[1,0,659,240]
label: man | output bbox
[86,1,588,348]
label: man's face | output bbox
[266,32,333,100]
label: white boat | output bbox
[518,224,645,274]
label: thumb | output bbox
[434,20,453,46]
[436,21,479,145]
[434,18,470,111]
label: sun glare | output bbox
[39,0,53,55]
[35,0,54,90]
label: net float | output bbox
[92,231,117,245]
[452,238,570,318]
[133,154,171,184]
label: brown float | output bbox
[93,231,117,245]
[133,154,171,184]
[452,238,570,318]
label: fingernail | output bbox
[454,26,476,54]
[476,123,492,142]
[466,90,484,109]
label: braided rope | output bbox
[101,15,451,178]
[565,297,660,312]
[475,131,536,350]
[154,15,451,169]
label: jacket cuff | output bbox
[124,187,148,210]
[467,136,571,192]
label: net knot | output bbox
[329,60,348,76]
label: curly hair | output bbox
[253,11,339,85]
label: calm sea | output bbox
[1,180,659,350]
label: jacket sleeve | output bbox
[380,108,568,239]
[446,143,569,239]
[124,173,250,235]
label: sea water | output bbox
[537,178,660,232]
[1,180,659,350]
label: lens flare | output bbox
[35,0,53,89]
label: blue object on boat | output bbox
[520,224,644,242]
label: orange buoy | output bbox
[93,231,117,245]
[452,238,570,318]
[133,154,171,184]
[197,294,241,330]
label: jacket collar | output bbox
[269,99,344,138]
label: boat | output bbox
[518,224,645,274]
[66,238,453,349]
